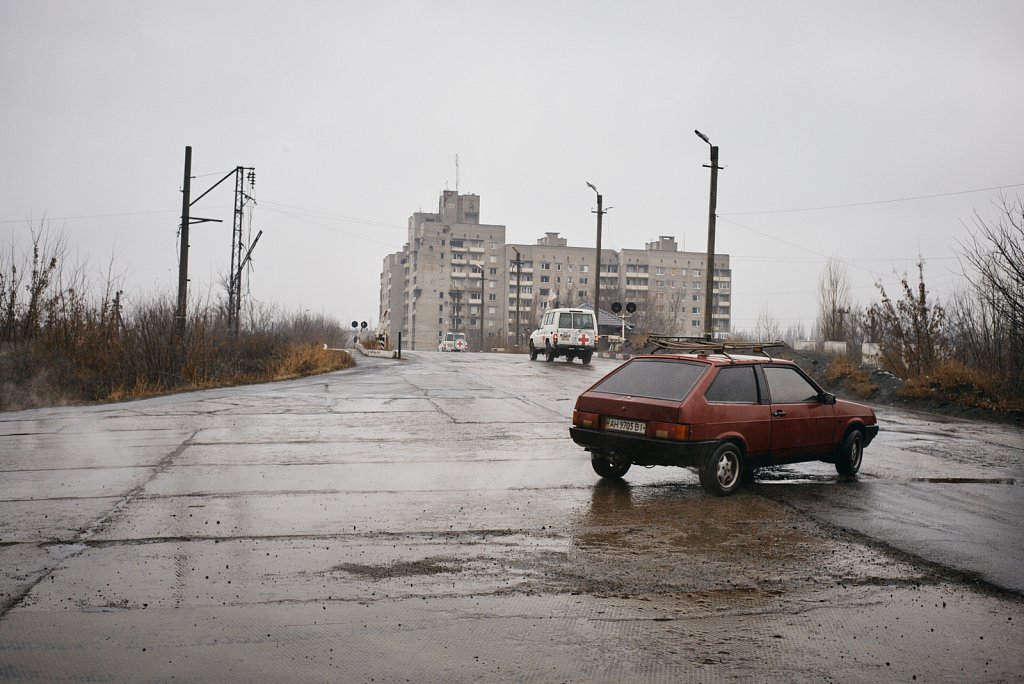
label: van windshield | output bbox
[590,359,706,401]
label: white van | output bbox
[528,308,598,364]
[438,332,468,352]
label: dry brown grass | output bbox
[274,344,354,380]
[896,358,1009,410]
[822,356,879,400]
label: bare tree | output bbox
[783,321,807,347]
[957,195,1024,394]
[816,258,851,341]
[754,306,782,342]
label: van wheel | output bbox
[529,341,539,361]
[581,351,593,365]
[545,342,555,362]
[565,352,576,363]
[591,452,631,479]
[699,443,744,496]
[835,429,864,476]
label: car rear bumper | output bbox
[569,427,718,468]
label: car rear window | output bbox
[590,359,706,401]
[557,312,594,328]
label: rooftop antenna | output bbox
[455,154,460,194]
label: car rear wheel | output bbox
[581,350,593,365]
[529,341,539,361]
[591,452,631,479]
[545,342,555,362]
[835,429,864,476]
[699,443,744,496]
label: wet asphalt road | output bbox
[1,351,1021,682]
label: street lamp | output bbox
[586,182,605,319]
[511,246,522,347]
[472,263,485,351]
[695,130,721,340]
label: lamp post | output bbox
[586,182,605,317]
[695,130,721,340]
[511,246,522,347]
[473,264,485,351]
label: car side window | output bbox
[763,366,820,403]
[705,366,759,403]
[558,312,573,327]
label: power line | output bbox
[723,182,1024,216]
[0,209,180,225]
[259,200,406,230]
[260,205,402,248]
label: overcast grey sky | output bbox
[2,1,1022,334]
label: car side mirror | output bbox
[821,392,836,405]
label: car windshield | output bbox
[590,359,706,401]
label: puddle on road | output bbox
[911,477,1017,485]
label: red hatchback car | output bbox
[570,350,879,496]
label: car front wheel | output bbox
[529,341,539,361]
[699,443,744,496]
[591,452,631,479]
[545,343,555,362]
[835,429,864,476]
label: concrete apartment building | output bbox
[380,191,731,350]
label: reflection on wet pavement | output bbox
[0,353,1021,681]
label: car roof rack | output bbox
[645,336,787,362]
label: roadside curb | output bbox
[597,352,632,360]
[344,343,399,359]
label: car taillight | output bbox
[573,410,599,428]
[649,421,690,441]
[553,333,558,345]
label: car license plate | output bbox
[605,417,645,435]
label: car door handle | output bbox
[772,410,787,417]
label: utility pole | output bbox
[175,146,192,334]
[512,246,522,346]
[586,182,607,316]
[695,130,721,340]
[478,265,485,351]
[228,167,256,335]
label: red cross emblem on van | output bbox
[578,333,591,346]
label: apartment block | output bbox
[380,191,732,349]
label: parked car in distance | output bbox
[569,349,879,495]
[438,332,468,352]
[528,308,598,364]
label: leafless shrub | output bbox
[866,260,946,380]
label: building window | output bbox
[656,266,665,275]
[541,262,550,270]
[489,267,497,275]
[540,275,549,283]
[580,277,588,285]
[540,288,549,296]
